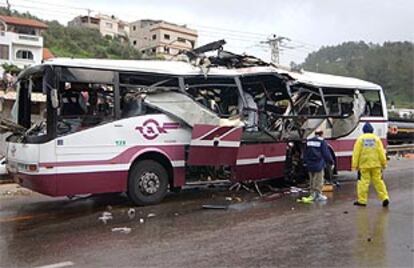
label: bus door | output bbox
[187,124,243,166]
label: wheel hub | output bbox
[138,172,160,195]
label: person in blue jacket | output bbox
[303,129,334,202]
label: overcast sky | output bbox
[7,0,414,65]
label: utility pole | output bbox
[261,34,290,65]
[6,0,11,15]
[87,8,92,25]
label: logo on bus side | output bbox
[135,119,180,140]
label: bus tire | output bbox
[127,160,169,206]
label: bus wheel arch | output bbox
[127,152,174,205]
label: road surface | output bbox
[0,159,413,267]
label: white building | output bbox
[68,14,129,41]
[0,15,48,70]
[129,20,197,59]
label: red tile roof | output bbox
[0,15,48,29]
[43,48,54,60]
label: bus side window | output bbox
[57,83,115,135]
[184,77,239,119]
[361,90,383,117]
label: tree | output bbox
[302,41,414,108]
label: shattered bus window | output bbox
[57,82,115,135]
[119,73,181,118]
[184,77,240,119]
[361,90,383,117]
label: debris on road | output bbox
[263,192,282,202]
[254,181,263,197]
[98,212,113,224]
[127,208,136,219]
[111,227,131,234]
[202,204,228,209]
[225,197,233,201]
[139,218,144,224]
[229,182,255,193]
[147,213,156,218]
[234,197,242,202]
[289,186,308,194]
[0,188,32,197]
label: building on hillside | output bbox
[68,14,129,41]
[0,15,48,71]
[129,20,197,59]
[42,47,54,61]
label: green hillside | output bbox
[43,21,141,59]
[302,41,414,108]
[0,8,141,60]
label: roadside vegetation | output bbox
[302,41,414,108]
[0,7,141,60]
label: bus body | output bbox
[4,57,387,205]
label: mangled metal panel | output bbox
[144,91,220,127]
[329,91,366,137]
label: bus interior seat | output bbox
[61,91,86,116]
[371,102,383,116]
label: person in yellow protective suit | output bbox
[352,122,389,207]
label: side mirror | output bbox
[51,88,59,109]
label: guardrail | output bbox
[387,144,414,153]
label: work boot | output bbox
[315,193,327,201]
[382,199,389,207]
[353,201,367,207]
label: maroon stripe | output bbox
[237,143,287,159]
[39,145,185,168]
[188,146,238,166]
[220,127,243,141]
[191,125,217,139]
[163,122,180,129]
[328,138,387,151]
[201,126,233,140]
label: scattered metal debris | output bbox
[0,189,32,197]
[263,193,282,202]
[111,227,131,234]
[202,204,228,209]
[147,213,156,218]
[289,186,308,194]
[98,212,113,224]
[253,181,263,197]
[127,208,136,219]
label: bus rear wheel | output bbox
[127,160,168,206]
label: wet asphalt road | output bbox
[0,159,413,268]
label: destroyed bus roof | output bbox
[274,68,382,91]
[19,58,381,91]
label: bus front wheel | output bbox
[127,160,169,206]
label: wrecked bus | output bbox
[2,51,387,205]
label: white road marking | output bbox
[35,261,74,268]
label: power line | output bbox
[16,0,90,11]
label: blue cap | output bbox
[362,122,374,133]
